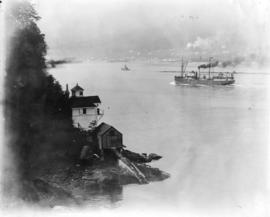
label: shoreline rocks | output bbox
[20,149,169,207]
[122,149,162,163]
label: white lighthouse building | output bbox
[69,84,103,130]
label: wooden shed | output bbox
[94,122,124,162]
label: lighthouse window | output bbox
[83,108,87,114]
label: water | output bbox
[49,61,269,215]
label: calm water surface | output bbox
[50,62,269,215]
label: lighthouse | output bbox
[68,84,103,130]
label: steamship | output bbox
[174,58,235,86]
[121,64,130,71]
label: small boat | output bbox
[174,57,235,86]
[121,64,130,71]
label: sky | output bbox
[31,0,270,60]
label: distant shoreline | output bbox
[46,58,81,68]
[159,70,270,75]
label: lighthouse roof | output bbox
[70,96,101,108]
[71,84,84,92]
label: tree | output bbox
[5,0,48,179]
[4,1,76,199]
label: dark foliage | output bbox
[4,0,85,189]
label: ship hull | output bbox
[174,76,235,86]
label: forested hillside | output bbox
[4,1,87,198]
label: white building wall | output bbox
[72,107,98,130]
[72,108,80,116]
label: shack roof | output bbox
[71,84,84,92]
[95,122,122,137]
[70,96,101,108]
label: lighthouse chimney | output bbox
[65,84,70,97]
